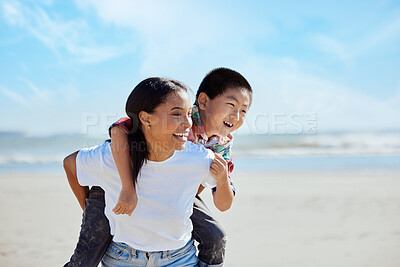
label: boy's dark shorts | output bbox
[65,186,112,267]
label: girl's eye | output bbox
[172,113,182,117]
[228,103,235,107]
[241,110,247,114]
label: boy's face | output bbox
[198,88,251,138]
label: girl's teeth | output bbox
[174,133,188,137]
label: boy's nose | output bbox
[230,109,240,122]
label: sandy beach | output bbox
[1,170,399,267]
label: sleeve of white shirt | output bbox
[201,148,217,188]
[76,142,111,187]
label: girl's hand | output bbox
[210,153,229,182]
[112,188,138,216]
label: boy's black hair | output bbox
[196,67,252,103]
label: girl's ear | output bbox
[197,92,210,111]
[138,111,151,127]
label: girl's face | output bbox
[142,90,192,156]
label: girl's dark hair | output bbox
[125,77,188,186]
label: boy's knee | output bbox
[198,228,227,265]
[207,227,227,248]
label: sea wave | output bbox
[0,133,106,165]
[0,131,399,165]
[0,154,64,164]
[233,131,400,158]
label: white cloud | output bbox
[18,77,53,104]
[2,0,399,135]
[0,77,58,108]
[1,0,25,26]
[238,57,400,133]
[359,16,400,53]
[313,34,352,63]
[312,14,400,63]
[74,0,271,75]
[0,86,30,107]
[77,0,400,133]
[1,0,123,63]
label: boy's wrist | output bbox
[216,176,230,186]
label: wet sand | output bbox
[0,170,399,267]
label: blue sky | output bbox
[1,0,399,136]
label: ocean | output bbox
[0,130,399,174]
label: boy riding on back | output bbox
[110,68,252,267]
[65,67,252,267]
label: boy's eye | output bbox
[241,109,247,114]
[172,113,182,116]
[228,103,235,107]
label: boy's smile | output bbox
[198,88,251,138]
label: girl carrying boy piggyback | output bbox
[65,68,252,267]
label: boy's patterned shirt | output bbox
[109,105,236,194]
[190,105,233,161]
[108,117,133,136]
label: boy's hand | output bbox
[210,153,229,182]
[112,189,138,216]
[210,153,234,212]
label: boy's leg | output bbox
[191,195,227,267]
[64,186,112,267]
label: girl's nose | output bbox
[183,114,192,128]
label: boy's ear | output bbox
[197,92,210,111]
[138,111,151,127]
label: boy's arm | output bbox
[110,126,137,216]
[197,157,235,195]
[63,151,88,210]
[210,153,234,212]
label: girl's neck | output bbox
[147,142,175,162]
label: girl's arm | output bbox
[64,151,88,210]
[209,153,234,212]
[110,126,137,216]
[196,185,205,195]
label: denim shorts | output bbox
[101,238,198,267]
[65,188,226,267]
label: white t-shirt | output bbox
[76,141,216,252]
